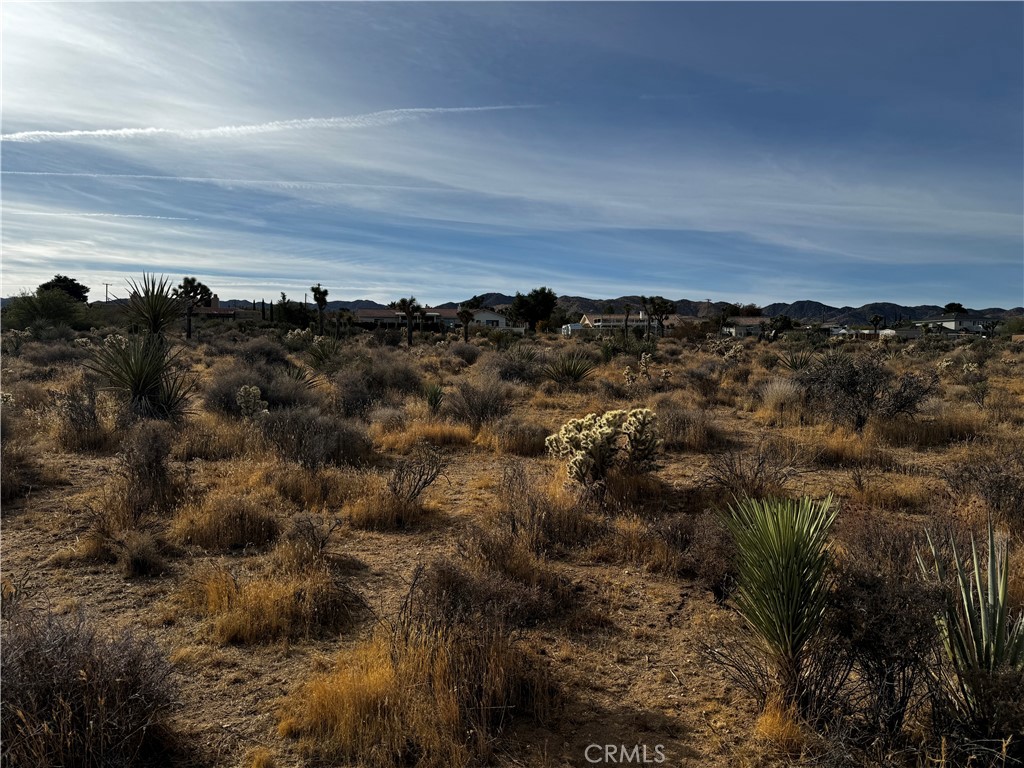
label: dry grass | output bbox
[848,470,935,512]
[245,746,277,768]
[279,622,553,767]
[795,427,896,469]
[171,487,282,550]
[753,700,805,756]
[173,411,256,461]
[587,515,685,574]
[372,420,475,453]
[478,418,551,456]
[869,407,985,448]
[262,463,356,509]
[178,563,358,645]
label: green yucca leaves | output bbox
[125,274,183,337]
[540,351,597,389]
[918,520,1024,733]
[775,349,816,372]
[723,495,837,706]
[86,335,195,419]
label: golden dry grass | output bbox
[177,563,356,645]
[171,487,281,550]
[279,623,553,768]
[372,420,475,453]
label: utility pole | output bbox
[104,283,112,303]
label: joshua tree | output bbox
[622,303,632,343]
[173,276,212,340]
[457,307,475,342]
[649,296,676,338]
[311,283,329,336]
[389,296,420,347]
[869,314,884,336]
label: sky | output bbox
[2,2,1022,308]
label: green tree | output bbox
[943,302,967,315]
[3,289,83,329]
[311,283,329,336]
[37,274,89,303]
[172,277,212,340]
[389,296,421,347]
[457,308,475,343]
[869,314,884,335]
[511,287,558,332]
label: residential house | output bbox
[722,316,770,338]
[911,314,992,334]
[579,312,649,330]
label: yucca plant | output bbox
[540,351,597,389]
[918,520,1024,737]
[722,495,837,710]
[775,349,816,372]
[124,274,183,337]
[423,382,444,415]
[307,337,343,372]
[86,335,195,419]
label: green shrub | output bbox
[86,335,195,420]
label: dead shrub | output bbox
[704,436,802,500]
[449,342,480,365]
[943,448,1024,529]
[265,464,354,510]
[173,412,255,460]
[1,608,178,767]
[48,374,114,453]
[347,446,444,530]
[588,515,685,574]
[271,514,346,574]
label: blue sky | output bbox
[2,2,1022,308]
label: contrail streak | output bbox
[7,211,195,221]
[0,105,537,143]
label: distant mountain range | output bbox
[5,294,1021,327]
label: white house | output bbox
[911,314,991,334]
[722,317,769,337]
[579,312,649,330]
[465,308,527,334]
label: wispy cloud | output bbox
[6,210,195,221]
[0,105,537,143]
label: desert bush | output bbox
[799,353,938,432]
[238,336,290,367]
[114,420,178,521]
[870,407,984,448]
[307,336,344,373]
[374,421,475,453]
[684,510,738,600]
[1,608,177,767]
[271,514,346,574]
[0,429,38,505]
[919,520,1024,742]
[832,517,943,748]
[705,436,801,500]
[259,408,371,469]
[172,488,281,550]
[19,340,90,368]
[449,342,480,365]
[546,408,660,489]
[684,361,724,402]
[589,515,685,574]
[48,374,112,452]
[180,563,358,645]
[173,412,254,461]
[710,496,841,716]
[205,364,319,417]
[369,327,402,347]
[775,348,816,372]
[422,382,444,415]
[943,450,1024,528]
[442,377,512,430]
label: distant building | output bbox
[911,314,993,334]
[722,316,769,338]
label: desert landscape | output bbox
[2,278,1022,767]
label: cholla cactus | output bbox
[236,385,269,420]
[284,328,313,350]
[936,358,954,372]
[623,366,638,387]
[546,408,659,486]
[622,408,660,470]
[73,337,93,348]
[638,352,653,380]
[103,333,128,349]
